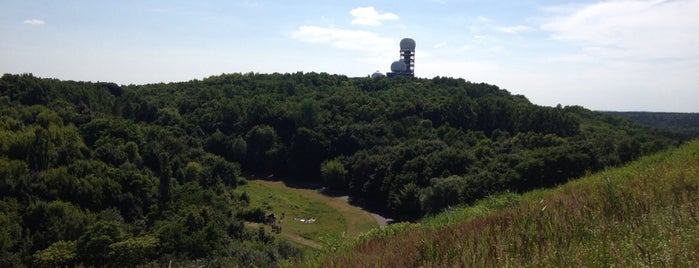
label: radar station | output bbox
[374,37,415,78]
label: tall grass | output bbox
[314,139,699,267]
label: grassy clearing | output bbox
[314,139,699,267]
[236,180,377,250]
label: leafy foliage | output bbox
[0,72,677,265]
[602,111,699,142]
[314,139,699,267]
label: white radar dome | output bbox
[400,38,416,50]
[371,71,385,78]
[391,60,407,72]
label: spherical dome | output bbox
[371,71,385,79]
[400,38,416,50]
[391,60,407,72]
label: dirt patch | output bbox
[336,195,393,227]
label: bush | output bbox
[320,158,347,190]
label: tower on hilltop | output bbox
[386,38,416,78]
[400,38,416,76]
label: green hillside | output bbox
[313,139,699,267]
[602,111,699,142]
[0,73,680,266]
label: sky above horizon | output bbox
[1,0,698,112]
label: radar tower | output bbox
[400,38,416,76]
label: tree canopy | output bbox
[0,72,676,266]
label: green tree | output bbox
[245,125,280,171]
[320,158,348,190]
[28,128,52,170]
[24,200,90,251]
[184,161,203,182]
[288,127,329,180]
[95,143,128,166]
[617,139,641,163]
[55,124,88,166]
[155,107,182,126]
[158,153,171,210]
[389,183,423,221]
[420,176,466,214]
[297,98,321,128]
[203,154,240,187]
[230,135,247,162]
[33,240,78,268]
[77,220,125,265]
[0,199,22,254]
[122,141,141,164]
[107,235,159,267]
[0,159,30,197]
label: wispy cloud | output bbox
[496,25,531,34]
[433,42,447,48]
[290,6,400,64]
[350,6,399,26]
[291,25,395,54]
[23,19,45,25]
[534,0,699,112]
[541,0,699,61]
[475,16,491,23]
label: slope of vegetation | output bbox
[0,72,678,266]
[0,74,302,267]
[118,72,673,221]
[313,139,699,267]
[602,111,699,142]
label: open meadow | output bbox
[236,179,378,250]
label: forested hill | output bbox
[0,72,674,266]
[601,111,699,142]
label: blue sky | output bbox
[2,0,698,112]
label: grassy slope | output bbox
[314,139,699,267]
[237,180,377,249]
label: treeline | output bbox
[0,73,674,265]
[116,72,669,220]
[601,111,699,142]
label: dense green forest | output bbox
[0,72,675,266]
[601,111,699,142]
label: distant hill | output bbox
[601,111,699,142]
[312,138,699,267]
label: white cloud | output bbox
[496,25,531,34]
[473,35,496,41]
[475,16,491,23]
[23,19,45,25]
[532,0,699,112]
[541,0,699,61]
[545,53,595,64]
[433,42,447,48]
[350,6,399,26]
[291,25,395,54]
